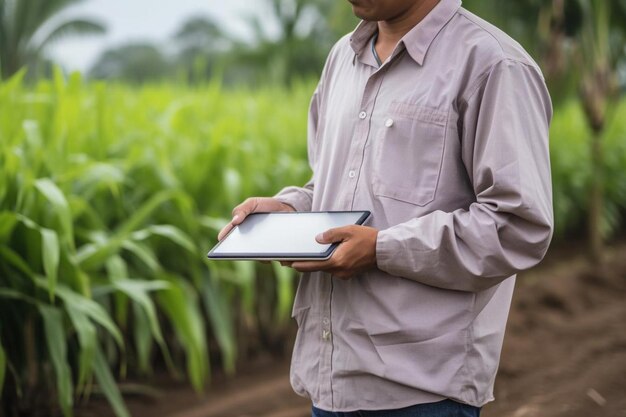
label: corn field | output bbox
[0,68,625,417]
[0,69,309,417]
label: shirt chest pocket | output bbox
[372,101,447,206]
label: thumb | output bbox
[316,226,351,244]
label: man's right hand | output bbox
[217,197,296,241]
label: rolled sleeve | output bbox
[376,59,554,292]
[274,180,314,212]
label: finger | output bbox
[231,198,259,225]
[290,260,334,273]
[316,226,353,244]
[217,222,234,241]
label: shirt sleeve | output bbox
[273,83,320,212]
[376,59,554,292]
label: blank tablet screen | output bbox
[207,211,370,260]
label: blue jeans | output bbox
[312,400,480,417]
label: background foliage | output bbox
[0,0,625,416]
[0,70,310,416]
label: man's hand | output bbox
[286,225,378,279]
[217,197,295,241]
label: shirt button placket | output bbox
[318,306,334,406]
[321,315,331,341]
[346,110,368,197]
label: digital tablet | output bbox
[207,211,371,261]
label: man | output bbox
[218,0,553,415]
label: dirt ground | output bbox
[76,242,626,417]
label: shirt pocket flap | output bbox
[388,101,448,126]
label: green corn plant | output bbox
[0,68,312,416]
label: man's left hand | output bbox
[284,225,378,279]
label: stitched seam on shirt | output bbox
[417,6,462,65]
[388,101,447,125]
[457,11,540,69]
[460,58,542,108]
[457,11,507,56]
[456,11,542,106]
[432,108,451,203]
[459,293,478,403]
[329,277,335,408]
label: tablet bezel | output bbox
[207,210,371,261]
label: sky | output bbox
[48,0,275,72]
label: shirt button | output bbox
[322,317,329,325]
[348,170,356,178]
[385,118,394,127]
[359,111,367,119]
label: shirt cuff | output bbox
[273,186,312,212]
[375,228,402,271]
[375,226,436,277]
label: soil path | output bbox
[76,243,626,417]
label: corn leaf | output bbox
[223,168,241,207]
[157,277,208,391]
[114,189,178,237]
[0,68,26,97]
[234,261,256,314]
[92,344,130,417]
[113,279,174,371]
[131,224,195,253]
[34,178,73,247]
[75,162,125,195]
[39,305,73,417]
[0,246,34,278]
[272,261,295,324]
[0,211,17,243]
[132,303,153,374]
[200,272,236,375]
[0,337,6,395]
[65,304,96,391]
[199,216,229,233]
[41,228,60,301]
[106,255,129,325]
[105,256,128,281]
[39,280,123,348]
[120,240,160,273]
[76,238,123,271]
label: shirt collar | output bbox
[349,0,462,66]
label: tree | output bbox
[227,0,337,85]
[575,0,624,265]
[174,16,227,51]
[0,0,106,80]
[88,43,170,83]
[535,0,625,264]
[173,16,228,83]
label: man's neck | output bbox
[375,0,440,60]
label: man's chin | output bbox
[350,7,376,21]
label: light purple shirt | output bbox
[274,0,553,411]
